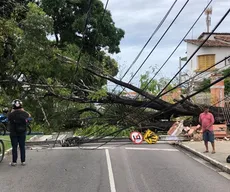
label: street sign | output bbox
[130,131,143,144]
[144,129,159,144]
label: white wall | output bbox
[186,43,230,79]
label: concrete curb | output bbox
[4,135,38,156]
[178,143,230,174]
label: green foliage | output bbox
[15,3,54,75]
[222,67,230,95]
[140,71,158,95]
[194,78,211,92]
[224,78,230,95]
[0,0,124,134]
[41,0,125,54]
[139,68,175,95]
[87,88,107,101]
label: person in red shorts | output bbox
[199,106,215,154]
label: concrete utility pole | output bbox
[205,7,212,33]
[179,57,182,85]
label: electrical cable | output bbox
[79,68,230,149]
[74,0,93,75]
[62,4,228,148]
[135,8,230,112]
[156,8,230,99]
[79,51,230,148]
[117,0,190,97]
[111,0,178,93]
[158,56,230,97]
[139,67,230,123]
[140,0,213,94]
[80,55,230,148]
[96,0,189,121]
[94,0,178,115]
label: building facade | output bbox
[183,33,230,107]
[184,32,230,81]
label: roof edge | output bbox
[198,32,230,39]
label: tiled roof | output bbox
[184,39,230,47]
[214,35,230,43]
[198,32,230,39]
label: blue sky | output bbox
[101,0,230,91]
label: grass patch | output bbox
[0,135,33,150]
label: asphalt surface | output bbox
[0,143,230,192]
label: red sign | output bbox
[130,131,143,144]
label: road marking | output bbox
[45,146,114,150]
[105,149,116,192]
[125,147,179,152]
[178,147,219,172]
[191,156,217,172]
[218,172,230,180]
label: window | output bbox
[197,54,215,71]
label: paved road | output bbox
[0,143,230,192]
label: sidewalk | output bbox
[179,141,230,173]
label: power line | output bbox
[74,0,93,75]
[98,0,188,115]
[79,63,230,148]
[65,5,229,148]
[95,0,179,114]
[79,65,230,149]
[139,61,230,123]
[77,58,230,148]
[73,0,110,86]
[140,0,213,94]
[111,0,178,93]
[109,0,213,110]
[96,0,210,124]
[136,8,230,112]
[156,8,230,99]
[158,56,230,97]
[117,0,190,97]
[82,8,230,147]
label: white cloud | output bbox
[101,0,230,90]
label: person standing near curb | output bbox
[8,99,30,166]
[199,106,215,154]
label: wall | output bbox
[186,44,230,79]
[210,74,225,107]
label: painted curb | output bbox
[178,143,230,174]
[4,135,38,156]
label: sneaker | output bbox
[21,162,26,166]
[9,162,17,166]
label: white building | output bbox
[184,32,230,82]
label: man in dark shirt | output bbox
[8,99,30,166]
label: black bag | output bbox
[11,118,27,133]
[226,155,230,163]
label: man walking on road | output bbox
[8,99,30,166]
[199,106,215,154]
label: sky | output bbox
[101,0,230,91]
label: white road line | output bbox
[179,148,218,172]
[125,147,179,152]
[45,146,114,150]
[192,156,217,172]
[218,172,230,180]
[105,149,116,192]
